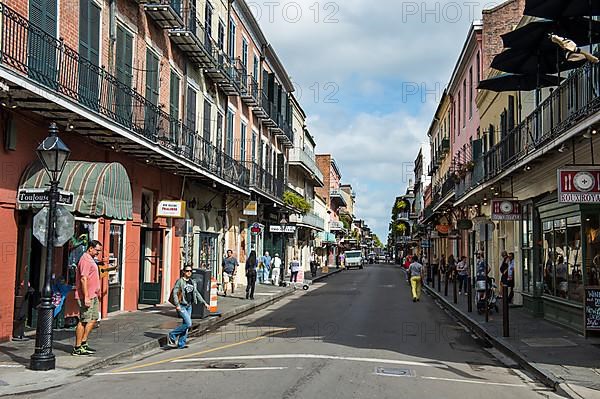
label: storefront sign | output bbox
[243,201,258,216]
[250,222,262,234]
[491,200,521,221]
[435,224,450,235]
[269,225,296,233]
[156,200,186,218]
[558,168,600,203]
[457,219,473,230]
[18,188,74,206]
[585,287,600,334]
[330,221,344,231]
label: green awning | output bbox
[18,161,133,220]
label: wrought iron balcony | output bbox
[245,162,284,199]
[289,211,325,231]
[288,148,324,185]
[144,0,184,29]
[240,74,259,106]
[169,5,216,68]
[0,4,248,189]
[252,89,269,119]
[330,189,347,207]
[205,51,240,96]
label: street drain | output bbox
[374,367,415,378]
[206,362,246,369]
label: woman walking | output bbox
[245,250,258,300]
[167,266,210,349]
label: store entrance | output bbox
[139,227,164,305]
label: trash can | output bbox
[191,269,211,319]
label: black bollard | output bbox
[485,275,489,323]
[437,269,441,292]
[444,273,449,297]
[453,274,458,304]
[503,285,509,337]
[467,277,473,313]
[431,266,436,288]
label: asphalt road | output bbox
[20,264,564,399]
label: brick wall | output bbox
[315,154,331,206]
[482,0,525,79]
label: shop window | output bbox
[108,224,124,285]
[521,204,533,293]
[566,216,583,302]
[195,232,218,278]
[584,214,600,286]
[142,191,154,225]
[64,220,96,286]
[543,221,555,296]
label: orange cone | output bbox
[209,277,218,313]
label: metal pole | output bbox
[467,276,473,313]
[427,230,432,287]
[437,262,441,292]
[453,271,458,304]
[30,179,58,370]
[503,285,509,337]
[485,223,489,323]
[444,267,449,297]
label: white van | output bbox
[344,250,364,270]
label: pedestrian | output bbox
[310,252,318,277]
[457,256,469,295]
[72,240,102,356]
[499,250,509,297]
[507,252,516,303]
[290,256,300,282]
[222,249,238,296]
[447,254,457,282]
[408,255,424,302]
[339,252,345,269]
[245,250,258,299]
[167,266,210,349]
[261,251,272,283]
[272,253,282,286]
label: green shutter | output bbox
[78,0,100,109]
[115,25,133,124]
[144,49,160,135]
[28,0,57,87]
[169,71,180,144]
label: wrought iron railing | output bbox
[288,148,324,182]
[0,4,248,188]
[177,4,216,62]
[245,162,284,198]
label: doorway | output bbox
[107,223,125,312]
[139,227,164,305]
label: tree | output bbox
[372,234,383,248]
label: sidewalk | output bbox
[422,279,600,399]
[0,284,293,396]
[304,266,344,283]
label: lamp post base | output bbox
[30,354,56,371]
[30,299,56,371]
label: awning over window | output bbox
[18,161,133,220]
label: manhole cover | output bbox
[521,338,577,348]
[206,362,245,369]
[374,367,415,377]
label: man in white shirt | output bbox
[271,253,282,286]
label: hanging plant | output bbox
[283,191,311,214]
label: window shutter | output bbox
[508,96,515,131]
[202,99,211,142]
[170,71,180,120]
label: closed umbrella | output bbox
[524,0,600,18]
[491,47,586,74]
[501,17,600,50]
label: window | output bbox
[218,20,225,50]
[169,70,180,141]
[228,17,235,59]
[205,2,213,39]
[242,38,248,68]
[543,216,584,302]
[226,109,234,157]
[253,55,259,79]
[521,204,533,293]
[462,80,466,127]
[469,67,473,119]
[240,121,247,162]
[476,51,480,83]
[251,131,257,162]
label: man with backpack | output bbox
[167,266,210,349]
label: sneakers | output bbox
[413,297,417,302]
[72,346,92,356]
[81,342,96,353]
[166,335,177,348]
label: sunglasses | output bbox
[184,269,193,272]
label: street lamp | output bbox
[30,122,70,371]
[279,216,288,287]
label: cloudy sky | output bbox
[254,0,494,241]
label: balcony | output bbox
[169,5,216,68]
[144,0,184,29]
[456,59,600,202]
[330,189,347,207]
[239,74,259,107]
[288,148,324,186]
[205,51,239,96]
[253,89,269,119]
[0,4,248,190]
[245,162,284,199]
[329,220,345,232]
[289,211,325,231]
[441,137,450,154]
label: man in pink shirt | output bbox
[72,240,102,356]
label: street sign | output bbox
[33,206,74,247]
[18,188,74,206]
[269,225,296,233]
[250,222,262,234]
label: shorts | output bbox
[223,272,234,283]
[77,297,99,323]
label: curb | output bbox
[1,287,295,396]
[309,268,343,283]
[423,284,566,395]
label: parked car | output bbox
[368,252,376,264]
[344,250,364,269]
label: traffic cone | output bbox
[209,277,219,314]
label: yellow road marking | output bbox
[111,327,295,373]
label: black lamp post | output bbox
[279,216,288,286]
[30,122,70,371]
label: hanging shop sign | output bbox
[457,219,473,230]
[243,200,258,216]
[250,222,262,234]
[435,224,450,235]
[269,225,296,233]
[156,200,186,218]
[558,168,600,203]
[491,200,521,221]
[584,287,600,335]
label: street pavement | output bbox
[16,263,565,399]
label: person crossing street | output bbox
[408,255,424,302]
